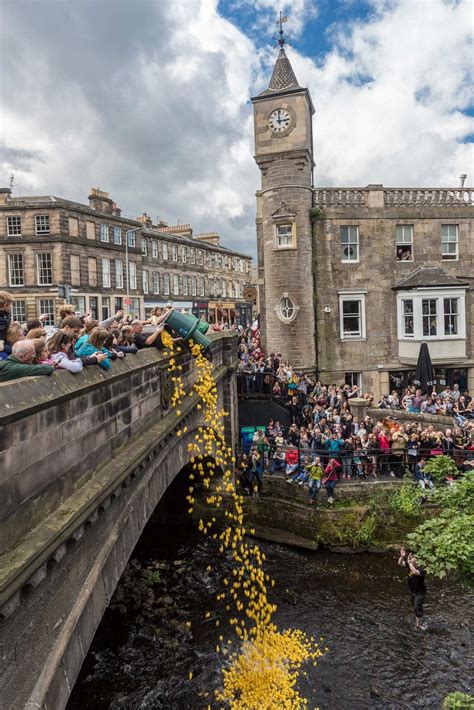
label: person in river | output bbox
[398,547,428,630]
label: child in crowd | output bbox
[48,332,84,373]
[0,290,13,361]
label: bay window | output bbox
[397,290,465,340]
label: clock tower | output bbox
[251,39,317,371]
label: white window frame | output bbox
[199,277,205,297]
[401,298,414,337]
[276,293,299,324]
[197,250,203,265]
[344,372,362,392]
[275,223,294,249]
[163,273,170,295]
[441,224,458,260]
[181,246,187,263]
[339,292,366,339]
[189,248,195,264]
[152,240,158,258]
[8,253,24,286]
[141,240,148,257]
[100,224,109,243]
[172,245,178,262]
[162,242,169,260]
[152,271,160,294]
[102,258,111,288]
[340,226,359,263]
[127,230,136,248]
[37,298,55,324]
[115,259,123,289]
[183,275,188,296]
[142,270,149,294]
[7,216,22,236]
[129,261,137,290]
[36,252,53,285]
[35,215,50,235]
[11,300,26,322]
[173,274,179,295]
[396,289,466,341]
[395,225,413,261]
[113,226,122,245]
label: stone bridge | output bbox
[0,333,238,710]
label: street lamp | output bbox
[125,227,141,318]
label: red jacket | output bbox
[323,461,341,482]
[285,448,299,465]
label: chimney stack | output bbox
[89,187,114,214]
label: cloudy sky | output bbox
[1,0,473,257]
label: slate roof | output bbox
[393,265,470,290]
[258,48,300,96]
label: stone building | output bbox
[252,44,474,399]
[0,187,252,325]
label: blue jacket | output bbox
[0,308,12,357]
[75,339,112,369]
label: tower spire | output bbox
[260,12,300,94]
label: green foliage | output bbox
[309,207,323,222]
[143,570,161,587]
[423,455,459,484]
[407,472,474,586]
[389,481,423,517]
[353,514,377,547]
[443,691,474,709]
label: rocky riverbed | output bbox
[68,522,473,709]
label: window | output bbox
[152,240,158,258]
[344,372,361,391]
[130,298,141,317]
[397,291,466,340]
[142,270,149,294]
[172,245,178,261]
[100,224,109,243]
[89,296,98,320]
[207,252,213,267]
[36,253,53,285]
[422,299,437,336]
[7,216,21,236]
[181,246,187,263]
[115,259,123,289]
[102,258,111,288]
[8,253,24,286]
[152,272,160,294]
[127,230,136,247]
[276,224,293,248]
[86,221,95,240]
[222,280,227,298]
[88,257,97,287]
[37,298,55,324]
[197,250,203,265]
[191,276,197,296]
[444,298,459,335]
[69,217,79,237]
[70,255,81,286]
[163,273,170,295]
[199,277,205,297]
[129,261,137,290]
[396,225,413,261]
[228,281,233,298]
[115,297,123,313]
[402,299,414,337]
[183,275,188,296]
[35,215,50,235]
[173,274,179,295]
[113,226,122,245]
[277,295,296,323]
[340,226,359,262]
[12,300,26,322]
[102,297,110,321]
[189,248,195,264]
[216,254,221,269]
[141,240,148,257]
[339,294,366,339]
[162,242,169,260]
[441,225,458,260]
[72,296,86,314]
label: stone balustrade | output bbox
[312,186,474,209]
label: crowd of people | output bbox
[236,325,474,503]
[0,292,182,382]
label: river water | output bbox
[68,522,473,710]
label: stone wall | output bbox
[0,332,238,709]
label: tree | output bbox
[423,455,459,485]
[407,471,474,587]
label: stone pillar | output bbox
[348,397,368,422]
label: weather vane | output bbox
[274,11,288,48]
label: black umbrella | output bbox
[413,342,436,394]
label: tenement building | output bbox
[252,42,473,399]
[0,187,252,325]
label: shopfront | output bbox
[389,367,468,394]
[208,301,236,325]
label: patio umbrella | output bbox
[413,342,436,394]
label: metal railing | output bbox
[236,372,312,408]
[238,439,474,479]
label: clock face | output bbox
[268,108,291,133]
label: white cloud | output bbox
[0,0,472,259]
